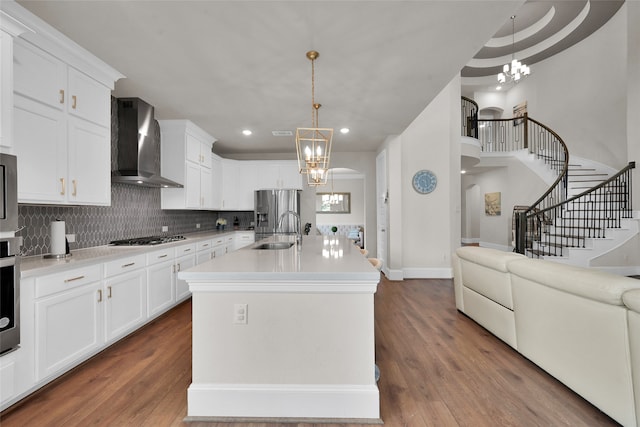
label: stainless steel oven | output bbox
[0,153,18,232]
[0,237,20,354]
[0,153,19,354]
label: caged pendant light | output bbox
[295,50,333,186]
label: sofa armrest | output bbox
[624,289,640,313]
[509,258,640,306]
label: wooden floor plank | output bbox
[0,277,621,426]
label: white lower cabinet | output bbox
[103,269,146,344]
[234,231,255,250]
[8,232,253,411]
[196,239,214,265]
[35,279,103,381]
[147,259,175,318]
[175,253,195,302]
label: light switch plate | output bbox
[233,303,248,325]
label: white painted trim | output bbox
[188,280,379,293]
[384,268,404,281]
[1,1,124,87]
[187,383,380,419]
[402,267,452,279]
[461,237,480,244]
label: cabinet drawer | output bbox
[35,265,101,299]
[211,236,225,247]
[104,254,146,278]
[196,240,213,252]
[174,243,197,257]
[146,248,174,266]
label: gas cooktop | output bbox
[109,235,186,246]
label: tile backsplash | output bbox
[18,185,254,256]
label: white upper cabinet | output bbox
[159,119,216,210]
[218,159,301,211]
[256,160,301,190]
[1,14,31,152]
[13,38,113,205]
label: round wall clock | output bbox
[412,170,437,194]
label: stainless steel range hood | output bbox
[112,97,183,188]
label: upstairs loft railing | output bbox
[515,162,635,256]
[477,113,570,214]
[461,96,478,138]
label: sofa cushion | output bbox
[623,289,640,313]
[509,258,640,306]
[455,246,526,272]
[455,247,526,310]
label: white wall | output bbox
[461,158,548,250]
[627,2,640,209]
[390,76,461,278]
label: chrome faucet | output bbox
[277,210,302,246]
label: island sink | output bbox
[252,242,294,250]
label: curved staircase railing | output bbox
[461,97,635,258]
[469,109,569,255]
[516,161,635,256]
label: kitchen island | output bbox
[178,235,381,423]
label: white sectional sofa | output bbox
[452,246,640,427]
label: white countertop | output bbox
[20,230,253,278]
[179,235,380,290]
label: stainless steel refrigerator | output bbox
[254,189,301,241]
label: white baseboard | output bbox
[461,237,480,244]
[403,267,452,279]
[187,383,380,419]
[384,268,404,281]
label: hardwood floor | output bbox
[1,277,620,427]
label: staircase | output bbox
[462,98,636,268]
[528,160,636,266]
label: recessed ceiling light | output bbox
[496,86,502,90]
[461,170,466,174]
[242,129,252,136]
[340,128,350,134]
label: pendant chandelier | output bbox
[328,169,343,205]
[497,15,531,84]
[296,50,333,186]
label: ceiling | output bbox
[14,1,622,157]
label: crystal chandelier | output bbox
[296,50,333,186]
[497,15,531,84]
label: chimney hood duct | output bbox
[112,97,183,188]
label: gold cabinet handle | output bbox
[60,178,65,195]
[107,286,112,298]
[72,95,77,109]
[72,179,77,197]
[97,289,103,302]
[64,275,85,283]
[59,89,65,104]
